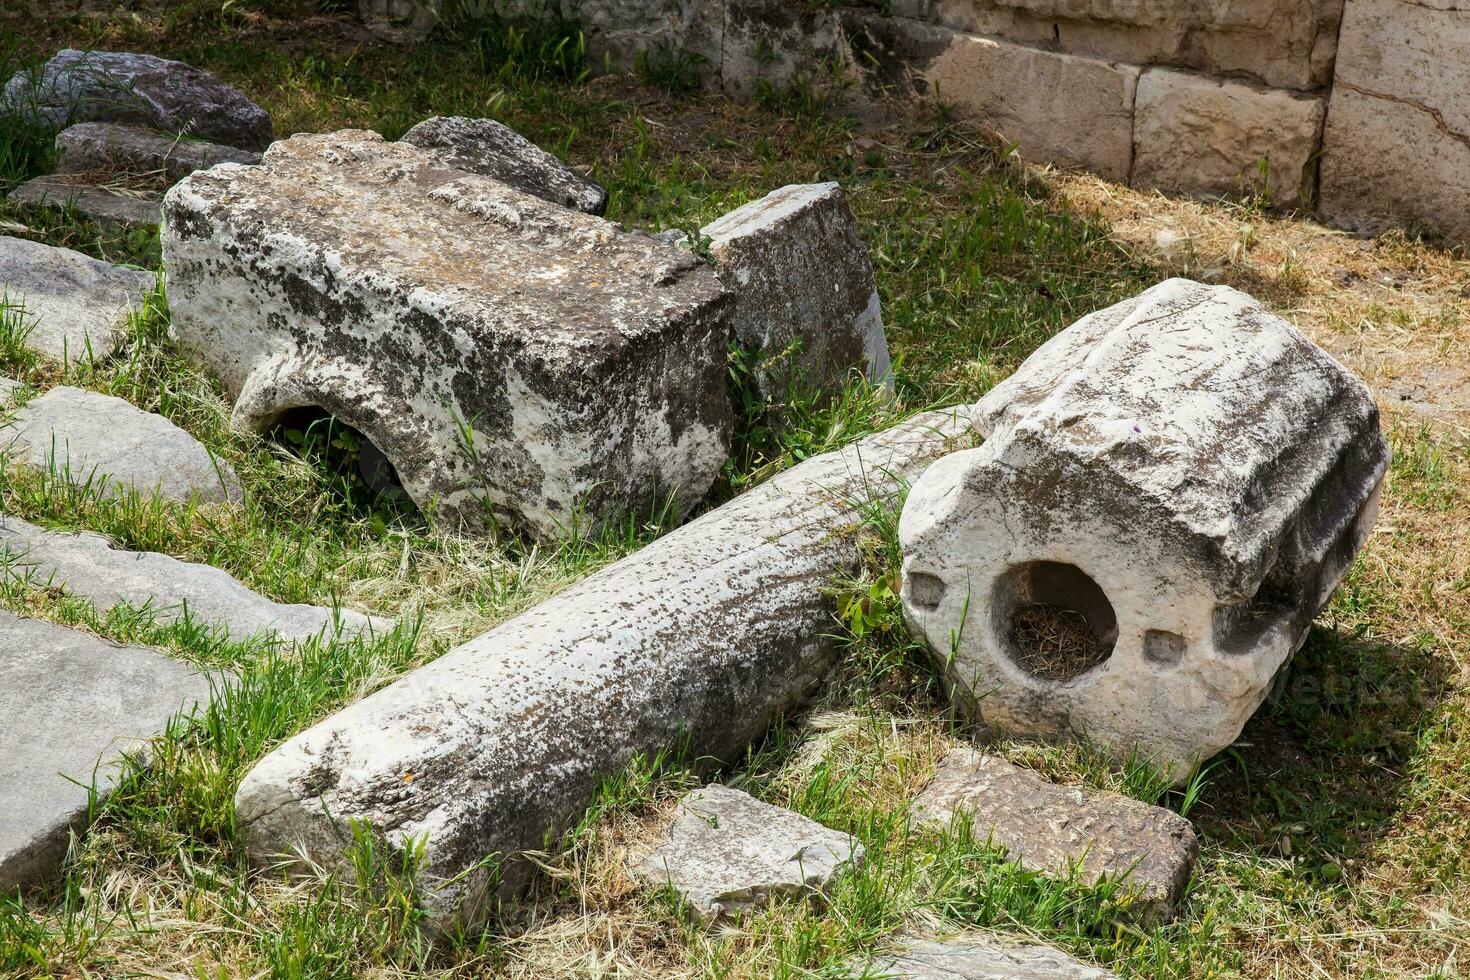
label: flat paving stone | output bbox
[851,935,1120,979]
[914,748,1198,923]
[633,783,864,925]
[0,515,383,645]
[4,386,243,506]
[0,610,214,890]
[8,177,163,230]
[0,236,154,361]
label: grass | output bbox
[1,4,1468,978]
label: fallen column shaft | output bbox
[235,404,973,928]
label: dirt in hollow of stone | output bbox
[1008,603,1114,681]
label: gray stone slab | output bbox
[0,235,154,362]
[4,386,243,506]
[56,122,260,186]
[400,116,606,215]
[0,515,382,645]
[0,377,21,404]
[0,610,214,890]
[8,177,163,230]
[914,748,1198,923]
[2,49,273,151]
[633,784,864,925]
[853,935,1120,979]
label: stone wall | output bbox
[534,0,1469,241]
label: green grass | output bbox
[0,7,1467,978]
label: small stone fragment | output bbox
[400,116,607,214]
[5,387,243,506]
[0,611,214,889]
[2,49,273,151]
[633,784,864,924]
[0,235,154,361]
[914,748,1198,923]
[851,934,1121,979]
[900,279,1388,781]
[8,177,163,230]
[0,515,382,644]
[703,182,892,400]
[56,122,261,186]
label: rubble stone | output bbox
[2,49,273,151]
[8,177,163,230]
[721,0,849,99]
[6,387,244,506]
[0,611,214,889]
[163,130,731,540]
[702,182,892,400]
[360,0,441,42]
[399,116,606,214]
[56,122,261,185]
[633,784,863,924]
[852,934,1120,979]
[0,235,154,361]
[914,748,1197,922]
[899,279,1388,781]
[233,403,973,929]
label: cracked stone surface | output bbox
[0,236,154,361]
[232,403,973,929]
[56,122,260,186]
[900,279,1388,781]
[1319,0,1470,241]
[0,611,214,890]
[5,387,243,506]
[703,182,892,401]
[163,130,731,540]
[0,515,382,645]
[633,784,864,924]
[8,177,163,230]
[849,934,1120,979]
[914,748,1198,923]
[400,116,607,214]
[2,49,273,151]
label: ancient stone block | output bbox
[360,0,441,42]
[0,611,214,889]
[399,116,606,214]
[56,122,261,186]
[633,784,864,924]
[233,403,973,929]
[0,516,382,645]
[847,15,1138,181]
[914,748,1197,922]
[8,177,163,230]
[2,49,273,151]
[5,387,244,506]
[162,130,731,540]
[1132,69,1325,208]
[0,236,154,361]
[721,0,850,99]
[702,182,892,401]
[1318,0,1470,242]
[899,279,1388,781]
[561,0,724,79]
[850,934,1120,979]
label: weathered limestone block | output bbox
[0,236,154,361]
[233,403,973,928]
[163,130,731,540]
[900,279,1388,781]
[633,784,864,924]
[399,116,606,214]
[850,934,1120,979]
[1132,69,1325,208]
[0,611,214,889]
[721,0,850,99]
[702,183,892,400]
[1318,0,1470,242]
[360,0,441,42]
[0,515,382,644]
[8,177,163,230]
[556,0,724,78]
[2,50,272,151]
[847,15,1138,181]
[5,387,244,506]
[56,122,261,186]
[915,748,1197,922]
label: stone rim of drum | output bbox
[899,278,1389,781]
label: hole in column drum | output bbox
[907,571,946,610]
[997,561,1117,682]
[1143,629,1187,666]
[270,405,412,513]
